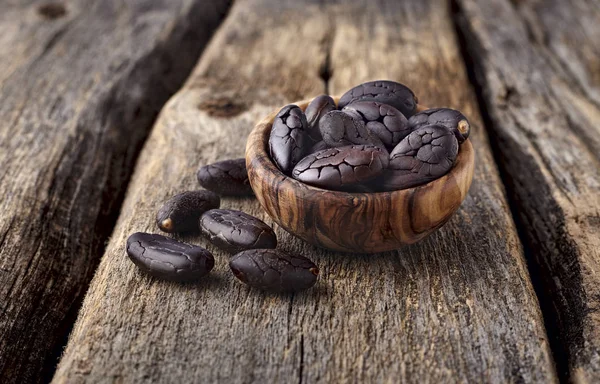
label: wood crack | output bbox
[298,333,304,384]
[319,24,335,95]
[36,20,75,61]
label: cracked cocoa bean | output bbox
[338,80,419,118]
[342,101,410,149]
[319,110,385,149]
[269,104,309,173]
[156,190,220,233]
[304,94,336,142]
[197,158,254,196]
[200,209,277,254]
[408,108,470,143]
[126,232,214,282]
[230,249,319,292]
[292,145,389,191]
[378,124,458,191]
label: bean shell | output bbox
[230,249,319,292]
[408,108,470,143]
[342,101,410,149]
[378,124,458,191]
[338,80,419,118]
[197,158,254,196]
[200,209,277,254]
[319,110,384,149]
[156,190,220,233]
[304,94,336,142]
[292,145,389,191]
[269,104,309,173]
[126,232,214,282]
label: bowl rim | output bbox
[246,96,474,200]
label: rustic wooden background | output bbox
[0,0,598,383]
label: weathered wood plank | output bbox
[455,0,600,381]
[0,1,231,382]
[54,0,557,382]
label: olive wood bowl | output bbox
[245,98,475,253]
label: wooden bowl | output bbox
[245,98,475,253]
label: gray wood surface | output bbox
[53,0,557,382]
[455,0,600,381]
[0,0,231,382]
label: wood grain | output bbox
[455,0,600,381]
[246,98,475,253]
[54,0,557,382]
[0,1,231,382]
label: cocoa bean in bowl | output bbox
[245,81,475,253]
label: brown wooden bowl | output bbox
[245,97,475,253]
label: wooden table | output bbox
[1,0,598,383]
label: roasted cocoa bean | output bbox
[156,190,220,233]
[200,209,277,254]
[343,101,410,149]
[126,232,214,282]
[197,158,254,196]
[319,110,384,149]
[230,248,318,292]
[408,108,470,143]
[378,124,458,190]
[338,80,418,118]
[292,145,389,191]
[269,104,309,173]
[304,94,336,142]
